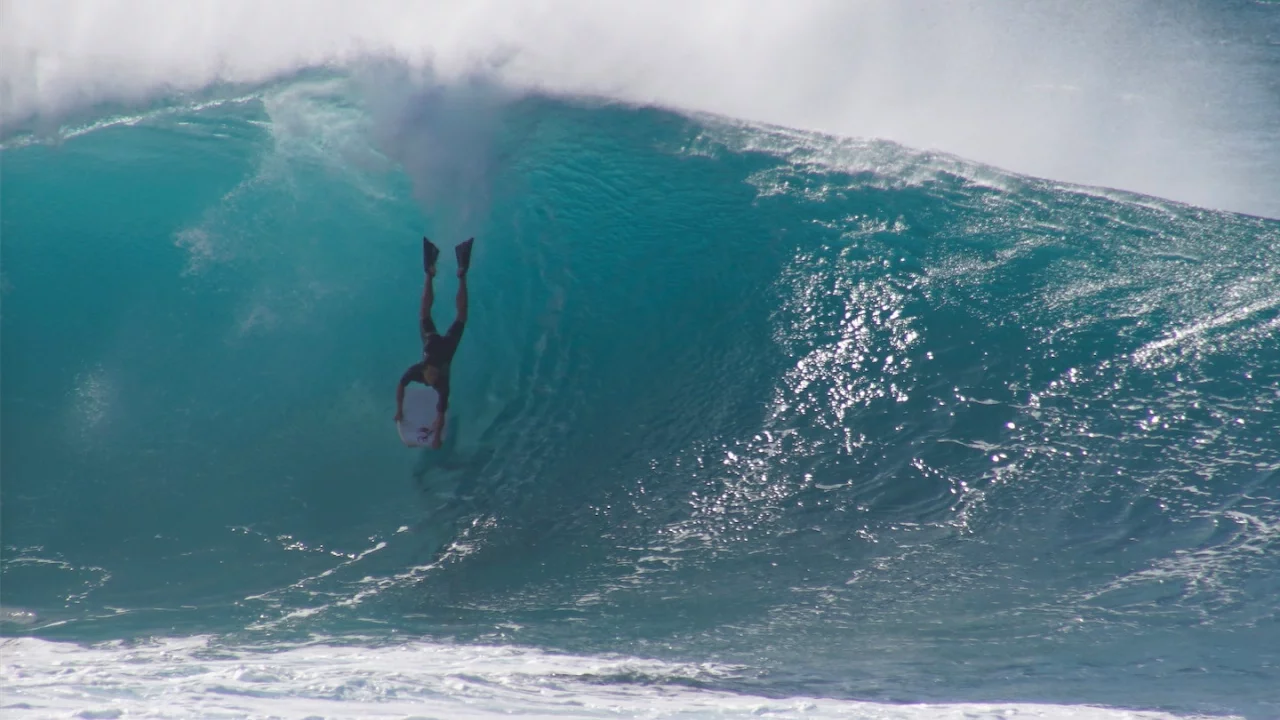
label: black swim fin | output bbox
[455,237,474,274]
[423,237,440,274]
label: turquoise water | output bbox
[4,5,1280,719]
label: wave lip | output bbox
[5,1,1279,216]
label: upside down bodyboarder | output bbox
[395,237,473,448]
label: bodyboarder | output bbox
[394,237,473,448]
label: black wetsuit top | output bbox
[400,318,464,413]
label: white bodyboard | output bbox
[397,384,444,448]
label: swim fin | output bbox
[423,237,440,274]
[455,237,474,274]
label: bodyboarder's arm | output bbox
[431,377,450,448]
[432,411,445,449]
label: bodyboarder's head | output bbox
[422,365,440,385]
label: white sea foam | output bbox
[0,636,1241,720]
[2,0,1276,217]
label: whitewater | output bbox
[3,2,1279,719]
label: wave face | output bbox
[3,71,1280,719]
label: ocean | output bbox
[2,2,1279,718]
